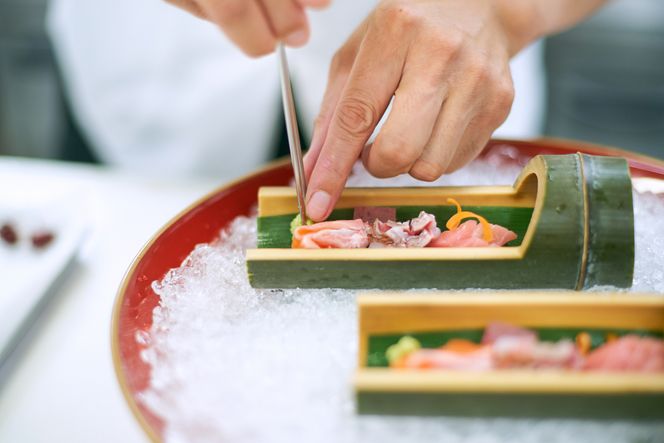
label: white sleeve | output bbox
[47,0,279,178]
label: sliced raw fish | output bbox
[369,211,441,248]
[292,219,369,249]
[428,220,517,247]
[492,336,583,369]
[583,335,664,373]
[482,321,538,345]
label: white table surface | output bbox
[0,157,223,443]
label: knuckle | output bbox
[430,30,464,59]
[466,54,491,83]
[495,78,515,109]
[335,94,378,140]
[369,139,418,176]
[447,139,487,172]
[410,159,445,182]
[483,78,514,125]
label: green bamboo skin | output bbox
[247,154,634,290]
[356,392,664,419]
[580,154,635,288]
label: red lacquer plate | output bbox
[111,138,664,442]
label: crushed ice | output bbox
[140,156,664,443]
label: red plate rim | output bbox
[111,137,664,442]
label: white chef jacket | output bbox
[47,0,544,179]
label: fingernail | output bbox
[307,190,331,221]
[285,30,307,47]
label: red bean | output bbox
[31,231,55,249]
[1,223,18,245]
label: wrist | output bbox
[493,0,543,56]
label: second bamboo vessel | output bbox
[355,293,664,419]
[246,154,634,289]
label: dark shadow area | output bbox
[543,0,664,159]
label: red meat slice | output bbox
[428,220,517,247]
[583,335,664,373]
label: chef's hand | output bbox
[165,0,330,56]
[303,0,530,221]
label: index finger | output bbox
[305,29,406,221]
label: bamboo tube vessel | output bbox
[246,154,634,289]
[355,293,664,419]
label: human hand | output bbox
[304,0,535,221]
[165,0,330,56]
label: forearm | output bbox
[495,0,608,55]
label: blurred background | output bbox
[0,0,663,176]
[0,4,662,441]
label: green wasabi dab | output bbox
[290,213,314,234]
[385,336,421,365]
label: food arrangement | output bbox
[355,294,664,418]
[247,153,634,289]
[386,322,663,373]
[291,199,517,249]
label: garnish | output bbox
[576,332,591,355]
[386,336,421,365]
[290,213,313,235]
[445,198,493,242]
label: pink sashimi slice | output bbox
[582,335,664,373]
[409,211,438,234]
[292,219,369,249]
[491,224,518,245]
[492,336,583,369]
[482,321,538,345]
[369,211,441,248]
[428,220,517,248]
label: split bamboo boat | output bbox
[246,153,634,289]
[355,293,664,419]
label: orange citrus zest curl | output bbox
[446,198,493,242]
